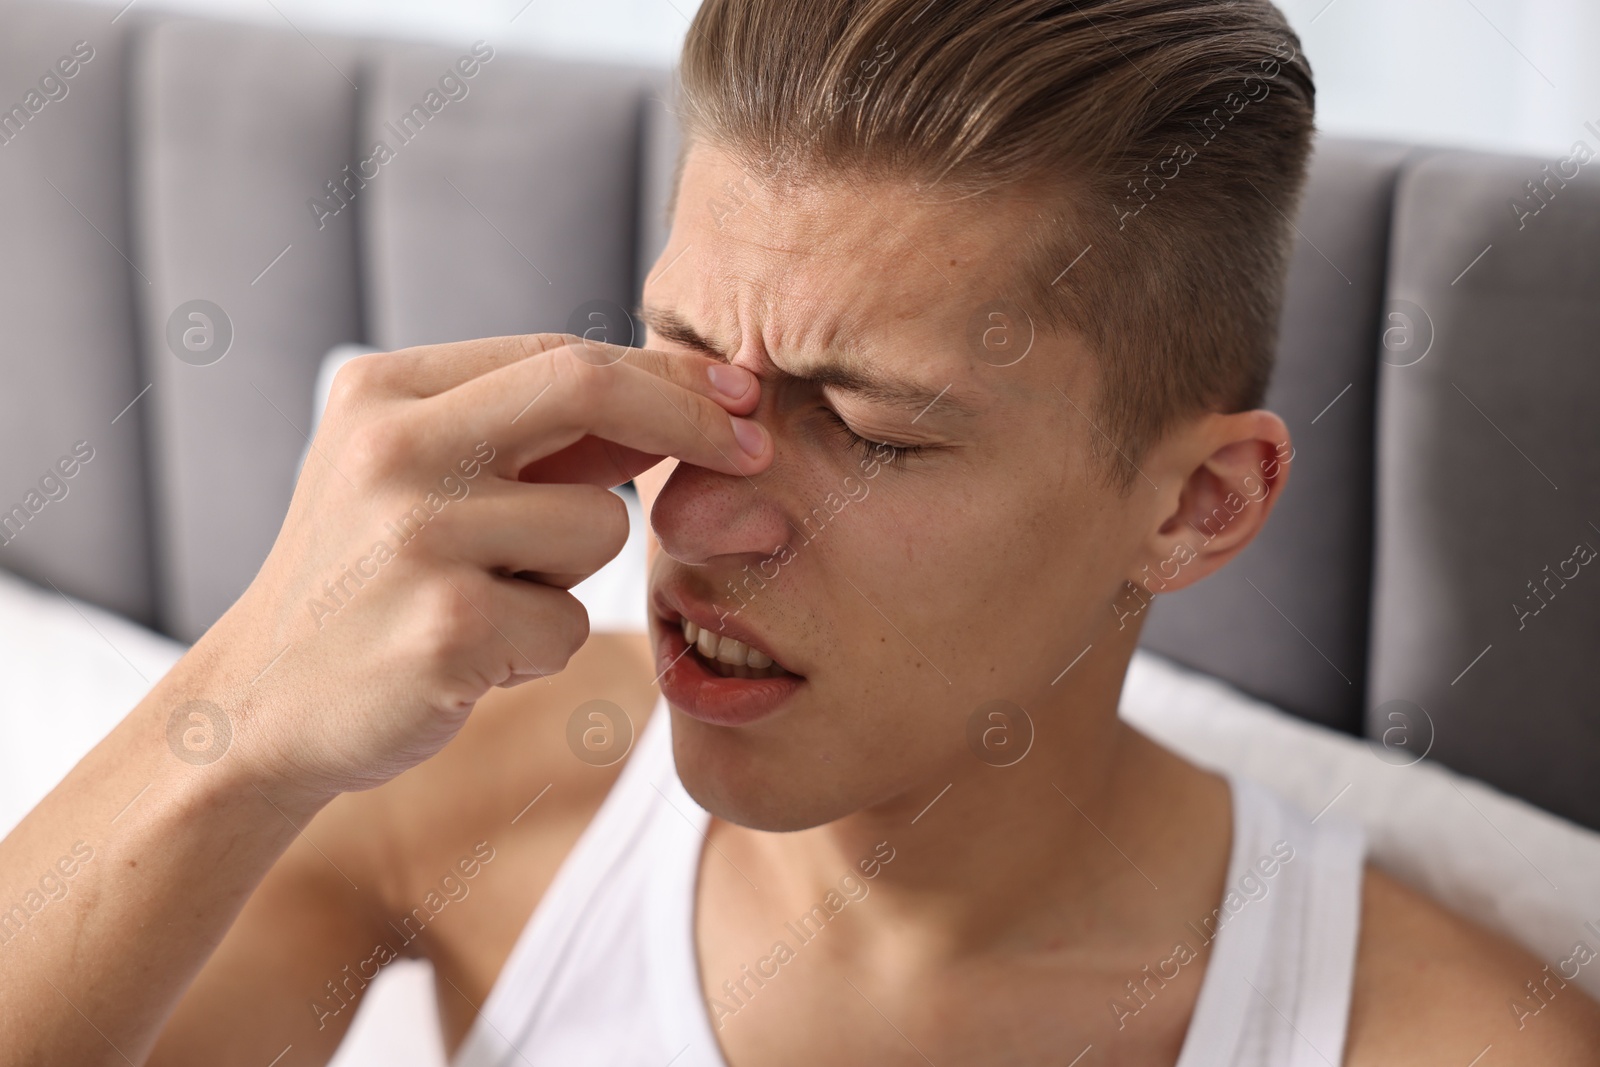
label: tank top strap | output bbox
[1174,772,1367,1067]
[452,694,693,1066]
[454,706,1367,1067]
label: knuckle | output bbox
[692,393,728,446]
[555,485,630,565]
[515,332,581,362]
[527,589,589,675]
[553,591,591,660]
[413,576,489,661]
[584,487,631,559]
[327,352,385,410]
[342,415,416,485]
[549,344,612,405]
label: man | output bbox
[3,0,1597,1063]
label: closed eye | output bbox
[821,409,928,469]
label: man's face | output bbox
[635,141,1165,831]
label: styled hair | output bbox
[674,0,1315,490]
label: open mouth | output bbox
[677,615,795,680]
[652,589,806,726]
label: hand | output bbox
[183,333,767,802]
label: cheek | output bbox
[957,480,1108,631]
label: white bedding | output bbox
[1120,649,1600,1003]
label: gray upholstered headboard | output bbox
[1,1,1596,830]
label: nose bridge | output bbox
[650,459,791,567]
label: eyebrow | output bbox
[636,303,981,419]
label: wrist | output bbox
[135,633,338,823]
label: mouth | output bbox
[651,588,805,727]
[677,615,794,680]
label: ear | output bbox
[1128,409,1294,596]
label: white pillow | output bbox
[0,567,187,836]
[1121,649,1600,1000]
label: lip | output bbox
[651,584,805,727]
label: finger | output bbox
[498,338,762,419]
[515,439,667,488]
[363,333,759,416]
[437,571,591,686]
[365,333,570,398]
[432,345,771,481]
[440,482,630,582]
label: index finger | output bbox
[360,332,759,421]
[432,342,771,481]
[357,329,755,407]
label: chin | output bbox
[667,714,865,832]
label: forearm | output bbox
[0,653,328,1067]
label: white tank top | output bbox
[451,695,1367,1067]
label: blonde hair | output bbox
[675,0,1316,490]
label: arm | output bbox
[147,631,661,1065]
[0,334,768,1066]
[142,784,398,1066]
[0,643,336,1067]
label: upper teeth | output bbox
[681,616,774,669]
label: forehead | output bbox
[656,141,1046,373]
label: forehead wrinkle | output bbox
[654,153,998,420]
[638,299,982,420]
[769,296,989,421]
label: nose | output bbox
[650,458,793,567]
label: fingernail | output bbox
[708,362,754,399]
[732,417,767,459]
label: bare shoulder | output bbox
[369,629,661,1045]
[364,628,662,930]
[1345,864,1600,1066]
[372,631,659,844]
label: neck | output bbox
[716,642,1234,967]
